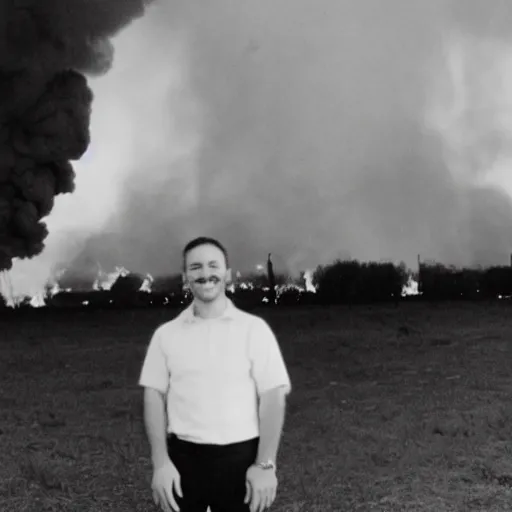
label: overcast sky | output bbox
[6,0,512,297]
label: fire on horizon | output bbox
[0,260,425,309]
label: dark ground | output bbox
[2,301,512,511]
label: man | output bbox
[138,236,292,512]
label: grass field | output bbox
[2,301,512,511]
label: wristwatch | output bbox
[256,460,276,471]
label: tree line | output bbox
[3,259,512,309]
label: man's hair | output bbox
[182,236,229,270]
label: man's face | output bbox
[183,243,231,303]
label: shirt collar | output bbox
[181,297,239,324]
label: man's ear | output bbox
[226,268,233,284]
[182,273,189,290]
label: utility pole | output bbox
[417,254,422,295]
[267,253,276,305]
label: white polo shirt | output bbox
[138,298,292,445]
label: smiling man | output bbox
[139,236,292,512]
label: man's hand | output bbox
[151,458,183,512]
[244,464,278,512]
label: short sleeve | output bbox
[138,327,170,395]
[248,318,292,396]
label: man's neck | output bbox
[192,294,228,319]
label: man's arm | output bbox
[254,386,288,466]
[248,318,292,467]
[143,387,171,469]
[139,327,172,469]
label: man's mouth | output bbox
[195,277,220,285]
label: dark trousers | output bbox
[166,433,259,512]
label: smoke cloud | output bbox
[6,0,512,297]
[0,0,154,272]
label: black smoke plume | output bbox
[0,0,154,271]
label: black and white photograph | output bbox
[2,1,512,511]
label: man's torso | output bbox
[160,309,260,445]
